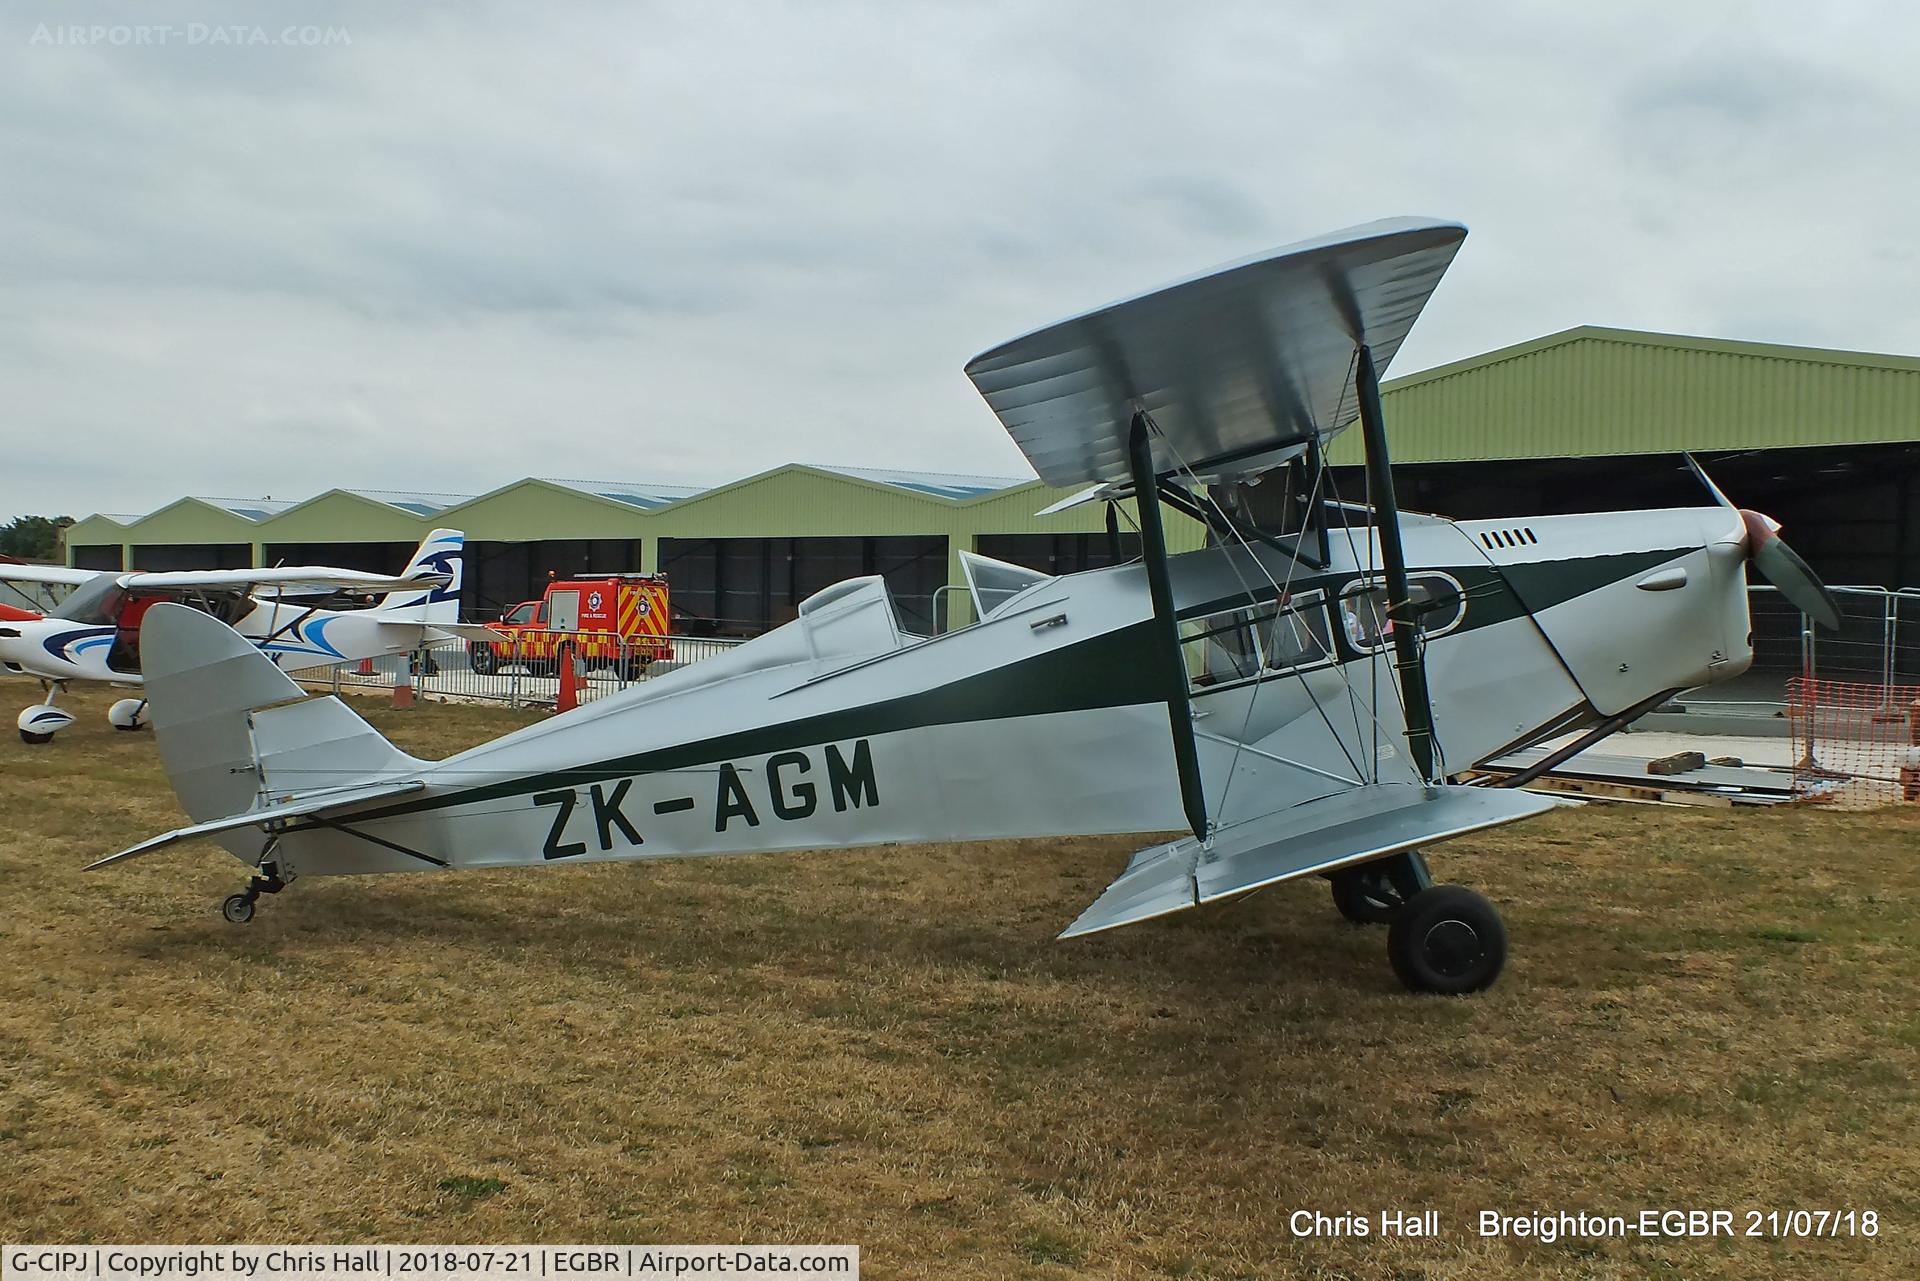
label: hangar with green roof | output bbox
[63,326,1920,635]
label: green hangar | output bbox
[64,326,1920,635]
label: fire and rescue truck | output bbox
[468,573,673,679]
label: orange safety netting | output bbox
[1786,676,1920,808]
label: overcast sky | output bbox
[3,1,1916,521]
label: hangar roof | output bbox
[807,465,1031,498]
[540,478,707,509]
[194,497,299,521]
[344,489,476,516]
[1338,325,1920,465]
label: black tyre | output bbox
[1387,885,1506,994]
[468,644,498,675]
[221,894,256,925]
[619,655,652,681]
[19,730,52,745]
[1330,867,1404,925]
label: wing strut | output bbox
[1356,345,1438,783]
[1128,412,1209,842]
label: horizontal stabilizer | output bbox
[1060,783,1562,939]
[123,567,451,595]
[87,778,426,869]
[428,621,508,644]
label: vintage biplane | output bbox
[0,529,467,743]
[97,219,1838,992]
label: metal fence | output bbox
[294,632,747,710]
[1735,584,1920,713]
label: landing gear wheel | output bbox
[221,893,256,925]
[19,730,52,745]
[1330,868,1404,925]
[1387,885,1506,994]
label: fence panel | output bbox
[292,632,745,709]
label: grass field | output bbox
[1,687,1915,1279]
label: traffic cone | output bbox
[357,656,376,676]
[391,660,415,710]
[556,642,581,714]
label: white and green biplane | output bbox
[98,218,1837,992]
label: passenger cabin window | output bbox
[1182,592,1334,690]
[1338,574,1465,651]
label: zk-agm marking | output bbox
[534,740,879,858]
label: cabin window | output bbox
[1261,594,1335,670]
[1182,609,1262,687]
[1182,593,1335,689]
[505,602,536,625]
[1339,574,1465,651]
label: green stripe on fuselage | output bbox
[348,618,1176,824]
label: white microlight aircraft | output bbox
[0,529,468,744]
[97,220,1839,992]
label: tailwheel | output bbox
[219,865,286,926]
[1329,866,1405,925]
[1387,885,1507,994]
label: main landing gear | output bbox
[17,684,76,744]
[221,865,286,925]
[1327,851,1507,994]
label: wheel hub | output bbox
[1422,919,1483,977]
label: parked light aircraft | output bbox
[0,529,467,743]
[96,220,1839,992]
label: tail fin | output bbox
[134,603,421,864]
[373,527,465,623]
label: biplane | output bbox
[96,220,1838,992]
[0,529,467,743]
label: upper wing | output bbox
[0,563,100,587]
[119,566,453,595]
[964,217,1466,487]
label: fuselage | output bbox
[255,504,1754,880]
[0,585,424,686]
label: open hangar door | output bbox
[975,532,1143,577]
[261,541,417,576]
[129,543,252,571]
[70,545,125,571]
[1360,443,1920,593]
[462,538,641,620]
[658,536,948,636]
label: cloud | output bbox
[2,1,1917,518]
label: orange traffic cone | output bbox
[556,642,581,714]
[391,661,415,710]
[357,656,376,676]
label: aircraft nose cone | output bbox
[1738,508,1782,551]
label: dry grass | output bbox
[2,686,1916,1279]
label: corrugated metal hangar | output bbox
[65,326,1920,634]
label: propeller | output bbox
[1685,455,1842,631]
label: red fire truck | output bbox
[468,573,673,679]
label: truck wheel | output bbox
[468,644,498,675]
[620,655,653,680]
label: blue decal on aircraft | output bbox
[43,626,114,664]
